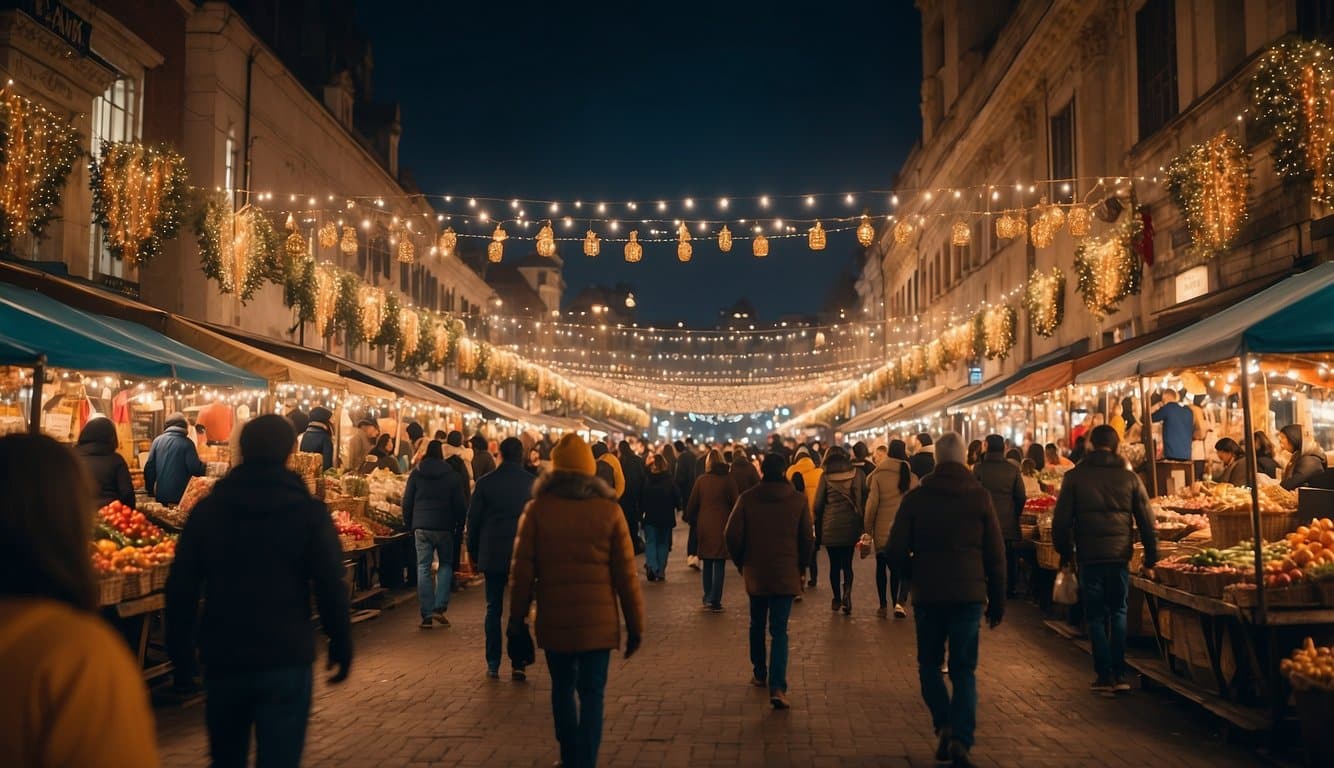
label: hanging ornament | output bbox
[624,230,643,263]
[1165,132,1251,255]
[397,237,415,263]
[536,220,556,258]
[950,219,971,247]
[856,213,875,247]
[752,233,769,258]
[583,228,600,257]
[1067,204,1092,237]
[398,308,420,359]
[1251,39,1334,203]
[1029,210,1055,248]
[717,224,733,252]
[975,304,1017,360]
[995,210,1017,240]
[284,213,307,261]
[318,221,337,249]
[359,285,385,339]
[492,223,507,243]
[676,223,692,262]
[340,225,358,255]
[437,226,457,254]
[1046,201,1067,232]
[487,240,503,263]
[1023,266,1066,338]
[0,92,80,251]
[892,218,915,245]
[808,220,826,251]
[313,263,337,337]
[1075,213,1144,317]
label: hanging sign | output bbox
[11,0,91,57]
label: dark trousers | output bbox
[749,595,795,693]
[806,545,819,585]
[205,665,313,768]
[827,545,855,601]
[914,603,984,749]
[874,550,904,607]
[545,649,611,768]
[687,524,698,557]
[1004,540,1021,598]
[702,558,726,606]
[484,571,518,673]
[1081,562,1130,680]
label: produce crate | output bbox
[150,562,171,591]
[1224,581,1320,608]
[327,496,368,519]
[1206,511,1300,548]
[339,534,375,552]
[1289,675,1334,767]
[120,570,153,599]
[1034,541,1061,570]
[1318,579,1334,608]
[1180,569,1247,599]
[97,573,123,606]
[1130,542,1177,573]
[1155,565,1187,590]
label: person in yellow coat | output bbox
[592,441,626,499]
[0,433,159,768]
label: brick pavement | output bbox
[156,527,1259,767]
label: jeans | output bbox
[644,524,671,576]
[205,665,313,768]
[702,558,726,606]
[1081,562,1130,680]
[484,571,513,673]
[545,649,611,768]
[874,550,904,607]
[749,595,795,693]
[415,529,454,619]
[914,602,984,749]
[827,545,855,601]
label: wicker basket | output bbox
[1225,581,1319,608]
[1206,511,1300,548]
[1035,541,1061,570]
[327,496,368,519]
[120,570,153,600]
[1181,569,1247,599]
[1290,674,1334,767]
[339,534,374,552]
[97,573,123,606]
[1020,524,1038,541]
[151,562,171,591]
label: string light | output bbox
[1165,132,1251,255]
[89,140,189,266]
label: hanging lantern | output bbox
[718,224,732,252]
[340,225,358,255]
[492,223,508,243]
[285,213,297,231]
[624,230,643,263]
[286,229,308,261]
[536,220,556,258]
[359,285,385,338]
[856,213,875,247]
[397,237,415,263]
[1067,204,1092,237]
[808,220,826,251]
[893,218,914,245]
[318,221,338,249]
[487,240,503,263]
[583,228,600,257]
[753,233,769,258]
[950,219,971,247]
[1045,199,1066,232]
[437,226,457,254]
[676,224,692,262]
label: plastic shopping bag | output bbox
[1052,567,1080,605]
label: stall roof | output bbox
[1005,331,1174,398]
[1077,263,1334,383]
[427,382,558,429]
[884,385,973,429]
[0,331,41,366]
[0,283,264,387]
[333,357,473,410]
[841,385,948,435]
[948,341,1088,412]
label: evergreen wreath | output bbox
[89,140,189,266]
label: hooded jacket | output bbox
[144,417,205,505]
[466,461,531,574]
[814,455,866,548]
[974,452,1028,541]
[684,465,740,560]
[165,461,351,673]
[1052,450,1158,567]
[864,456,915,551]
[618,449,646,517]
[597,451,626,499]
[300,408,336,470]
[887,462,1006,610]
[785,455,823,515]
[76,418,135,509]
[725,479,814,597]
[403,457,468,532]
[509,472,645,653]
[442,442,475,503]
[640,470,680,529]
[344,428,374,473]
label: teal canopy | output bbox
[0,283,265,388]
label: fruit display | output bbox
[90,538,175,574]
[1024,495,1056,513]
[176,475,216,515]
[1281,638,1334,689]
[1163,482,1299,514]
[97,501,169,547]
[332,510,372,545]
[367,468,406,529]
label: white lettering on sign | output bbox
[1175,266,1209,304]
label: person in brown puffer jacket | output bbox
[508,434,644,768]
[814,446,866,615]
[685,450,739,612]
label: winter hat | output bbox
[165,412,189,430]
[309,406,333,426]
[446,430,464,448]
[240,414,296,464]
[406,422,424,442]
[551,433,596,476]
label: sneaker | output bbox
[512,668,527,682]
[432,612,450,627]
[831,597,842,612]
[419,617,433,629]
[656,571,666,582]
[842,597,852,615]
[769,690,790,709]
[876,605,888,618]
[934,727,952,762]
[700,603,715,612]
[687,556,701,570]
[645,565,655,581]
[710,603,724,613]
[1113,675,1132,693]
[794,592,803,602]
[894,603,907,619]
[1091,676,1115,693]
[750,675,767,688]
[486,668,500,679]
[949,740,978,768]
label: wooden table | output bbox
[107,592,173,681]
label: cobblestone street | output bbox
[156,529,1258,767]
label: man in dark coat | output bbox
[298,406,336,470]
[618,439,646,548]
[404,440,469,628]
[909,432,936,479]
[1053,425,1158,694]
[973,434,1028,598]
[889,432,1005,768]
[673,439,700,567]
[725,453,814,711]
[144,412,205,505]
[467,438,532,679]
[166,415,351,767]
[470,434,497,480]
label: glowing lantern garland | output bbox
[0,91,81,251]
[340,225,358,255]
[489,223,507,263]
[1074,213,1143,317]
[359,285,385,339]
[536,220,556,257]
[676,224,692,262]
[397,237,415,263]
[438,226,457,254]
[1067,204,1092,237]
[717,224,732,252]
[752,233,769,257]
[1023,266,1066,338]
[808,220,826,250]
[892,218,914,245]
[950,219,970,247]
[1251,39,1334,203]
[1165,132,1251,255]
[583,228,600,257]
[89,140,189,266]
[624,230,643,263]
[318,221,337,248]
[284,214,308,261]
[856,213,874,247]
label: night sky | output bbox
[355,2,922,326]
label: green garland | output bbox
[974,304,1017,360]
[283,251,316,323]
[471,342,492,382]
[1074,210,1143,317]
[370,291,401,349]
[1164,134,1251,256]
[331,271,362,344]
[0,91,81,250]
[1251,39,1334,202]
[89,140,189,266]
[1023,266,1066,338]
[196,195,282,302]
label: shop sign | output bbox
[8,0,90,57]
[1174,265,1209,304]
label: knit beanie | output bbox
[551,433,596,477]
[309,406,333,425]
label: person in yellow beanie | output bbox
[509,433,644,768]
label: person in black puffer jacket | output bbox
[466,437,532,678]
[1052,425,1157,693]
[813,446,866,615]
[76,417,135,509]
[404,440,468,628]
[640,454,680,582]
[165,415,351,766]
[973,434,1028,598]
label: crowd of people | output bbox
[7,403,1334,768]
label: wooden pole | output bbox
[1138,376,1158,496]
[1239,352,1267,625]
[27,356,45,434]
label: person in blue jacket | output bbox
[144,412,205,505]
[298,406,336,470]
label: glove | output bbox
[624,632,642,659]
[326,640,352,683]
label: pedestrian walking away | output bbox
[404,440,469,628]
[640,454,680,581]
[973,434,1028,599]
[888,432,1005,768]
[508,434,645,768]
[144,412,206,505]
[813,446,866,615]
[865,438,916,618]
[466,437,533,679]
[786,447,823,588]
[726,453,814,710]
[684,449,740,611]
